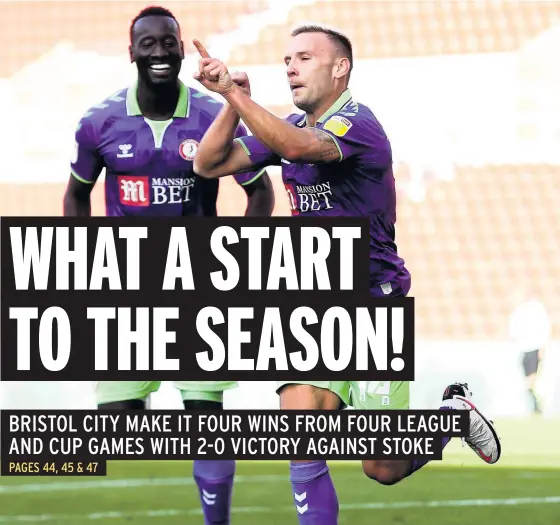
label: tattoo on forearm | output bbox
[311,128,341,162]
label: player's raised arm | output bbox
[225,87,345,164]
[191,39,347,164]
[192,40,279,179]
[192,103,257,179]
[63,118,104,216]
[191,40,255,178]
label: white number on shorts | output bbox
[358,381,391,400]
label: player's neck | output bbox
[306,88,347,128]
[137,81,180,121]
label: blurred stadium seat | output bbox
[0,0,269,77]
[397,163,560,340]
[0,0,558,345]
[229,0,560,64]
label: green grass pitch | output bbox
[1,418,558,525]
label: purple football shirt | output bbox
[70,81,265,216]
[235,89,410,296]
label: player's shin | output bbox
[364,432,453,483]
[407,405,454,475]
[290,460,339,525]
[193,460,236,525]
[407,435,452,475]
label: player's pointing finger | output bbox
[193,39,211,58]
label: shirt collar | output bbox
[296,89,353,127]
[126,80,190,118]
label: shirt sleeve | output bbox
[70,117,104,184]
[318,113,391,167]
[235,134,281,169]
[231,124,278,186]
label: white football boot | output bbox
[441,382,501,464]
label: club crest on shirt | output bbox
[324,115,352,137]
[179,139,199,161]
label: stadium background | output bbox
[0,1,559,524]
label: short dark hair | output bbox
[291,24,353,73]
[130,6,180,42]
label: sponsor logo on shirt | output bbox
[117,144,134,158]
[179,139,199,161]
[323,115,353,137]
[118,176,149,206]
[284,182,334,214]
[284,183,299,215]
[117,176,196,206]
[152,177,195,204]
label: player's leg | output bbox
[353,381,430,484]
[522,350,542,414]
[278,381,350,525]
[176,381,238,525]
[95,382,161,410]
[352,381,414,484]
[356,382,501,485]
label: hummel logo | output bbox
[117,144,134,158]
[202,489,217,506]
[294,492,308,514]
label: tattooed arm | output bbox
[222,85,342,164]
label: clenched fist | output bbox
[230,71,251,97]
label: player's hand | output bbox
[231,71,251,97]
[192,39,234,95]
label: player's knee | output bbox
[98,399,145,410]
[362,461,406,486]
[279,384,341,410]
[183,400,223,411]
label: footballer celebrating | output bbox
[191,26,501,525]
[64,7,274,525]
